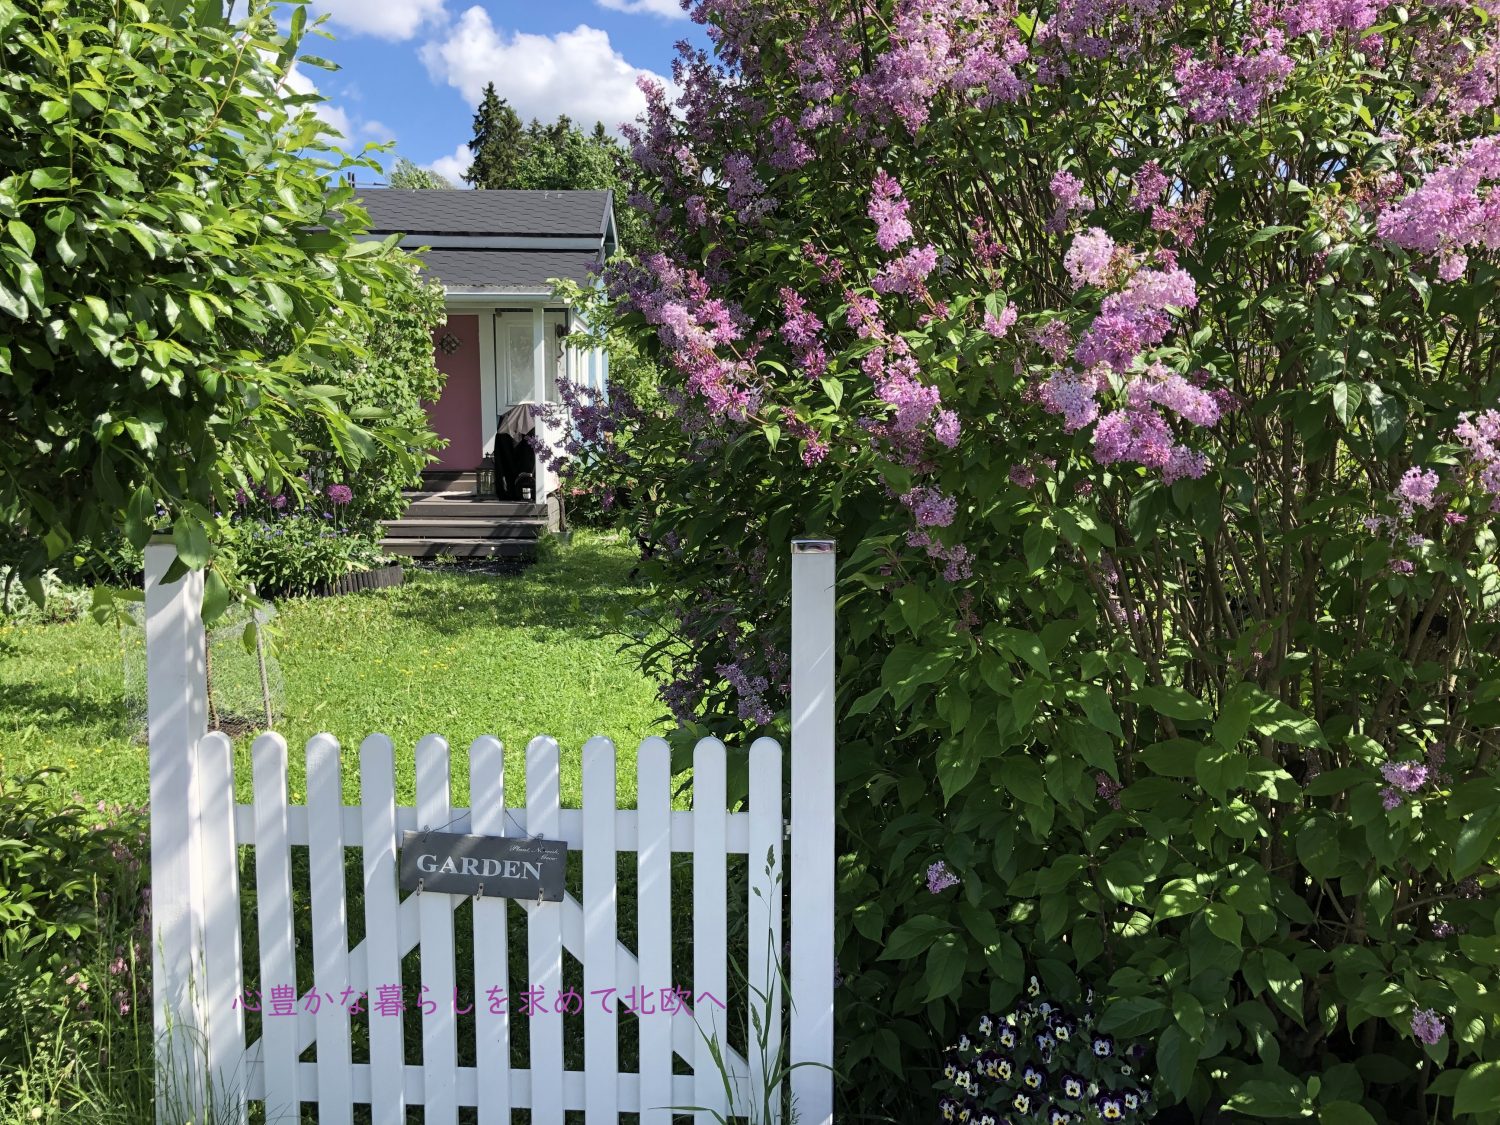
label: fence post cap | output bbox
[790,539,836,554]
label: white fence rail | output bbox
[144,538,837,1125]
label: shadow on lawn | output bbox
[0,681,135,742]
[387,537,645,641]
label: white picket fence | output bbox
[143,540,838,1125]
[190,728,781,1122]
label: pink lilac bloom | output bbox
[1040,369,1103,431]
[1454,409,1500,497]
[779,287,828,376]
[1064,227,1118,288]
[1010,463,1037,487]
[869,168,914,252]
[1381,787,1405,810]
[768,115,813,170]
[1396,467,1441,512]
[983,303,1019,338]
[1390,558,1416,575]
[1130,162,1169,210]
[926,860,960,894]
[1172,32,1295,124]
[1412,1008,1447,1045]
[872,244,939,297]
[1381,760,1430,792]
[1032,319,1073,362]
[1446,512,1468,525]
[902,485,958,527]
[1278,0,1381,39]
[1378,136,1500,282]
[1096,772,1122,809]
[933,409,961,448]
[1049,169,1094,230]
[1128,367,1222,427]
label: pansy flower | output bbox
[977,1114,998,1125]
[1022,1063,1047,1090]
[1027,975,1042,998]
[1091,1034,1114,1058]
[1123,1089,1141,1111]
[956,1067,975,1093]
[1012,1091,1034,1114]
[1035,1030,1057,1054]
[1051,1017,1074,1043]
[977,1050,1001,1079]
[1050,1111,1073,1125]
[940,1096,958,1122]
[998,1026,1018,1049]
[977,1012,995,1037]
[994,1055,1014,1081]
[1097,1092,1125,1120]
[958,1033,972,1051]
[1061,1073,1085,1099]
[944,1060,958,1081]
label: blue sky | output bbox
[291,0,712,185]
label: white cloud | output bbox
[310,0,447,41]
[285,63,353,137]
[359,119,397,144]
[596,0,688,17]
[419,8,667,133]
[427,142,474,186]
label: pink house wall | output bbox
[426,314,483,472]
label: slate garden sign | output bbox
[398,831,567,902]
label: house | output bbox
[356,188,617,556]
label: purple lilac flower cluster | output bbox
[926,859,961,894]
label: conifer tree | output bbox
[462,82,522,189]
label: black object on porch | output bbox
[493,405,537,502]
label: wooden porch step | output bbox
[402,498,547,520]
[380,537,537,559]
[382,519,544,541]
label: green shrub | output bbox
[222,508,382,598]
[0,769,151,1109]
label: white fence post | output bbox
[790,539,836,1125]
[144,539,209,1122]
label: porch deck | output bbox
[382,475,551,559]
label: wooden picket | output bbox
[194,728,785,1119]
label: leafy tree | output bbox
[0,0,438,606]
[462,82,523,190]
[387,157,454,190]
[570,0,1500,1119]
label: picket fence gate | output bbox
[144,540,837,1125]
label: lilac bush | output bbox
[557,0,1500,1117]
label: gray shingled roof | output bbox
[358,189,613,237]
[413,248,602,291]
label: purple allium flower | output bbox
[1412,1008,1446,1045]
[269,494,288,510]
[926,860,960,894]
[326,484,353,506]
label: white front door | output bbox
[493,309,566,417]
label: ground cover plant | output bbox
[561,0,1500,1118]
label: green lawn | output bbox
[0,530,669,810]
